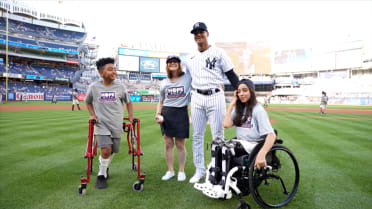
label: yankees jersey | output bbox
[85,80,131,138]
[160,72,192,107]
[231,103,273,142]
[186,46,234,90]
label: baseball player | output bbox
[72,89,81,111]
[320,91,328,115]
[85,57,134,189]
[186,22,239,184]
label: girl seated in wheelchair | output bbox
[223,79,276,170]
[194,79,276,199]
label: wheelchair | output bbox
[194,130,299,209]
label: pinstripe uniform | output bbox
[186,46,234,174]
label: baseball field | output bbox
[0,102,371,209]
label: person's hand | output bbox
[230,90,238,105]
[155,114,164,124]
[89,115,98,123]
[254,152,267,170]
[128,116,134,124]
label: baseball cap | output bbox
[238,79,255,90]
[166,55,181,63]
[190,22,208,34]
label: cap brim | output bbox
[190,28,207,34]
[166,57,181,63]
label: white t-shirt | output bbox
[85,80,131,138]
[232,103,274,142]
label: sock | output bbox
[98,155,110,178]
[108,153,114,166]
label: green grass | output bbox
[0,104,371,209]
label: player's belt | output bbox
[196,88,220,95]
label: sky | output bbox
[22,0,372,57]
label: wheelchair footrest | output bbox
[194,183,232,199]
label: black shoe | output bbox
[95,175,107,189]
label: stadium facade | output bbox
[1,0,371,105]
[0,0,87,102]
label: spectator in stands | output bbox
[85,57,134,189]
[72,89,81,111]
[320,91,328,115]
[155,55,191,182]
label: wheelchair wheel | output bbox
[248,145,299,208]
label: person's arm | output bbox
[254,132,276,170]
[225,69,239,89]
[223,90,237,128]
[126,101,134,123]
[155,100,164,123]
[86,103,97,121]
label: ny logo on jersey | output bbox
[205,57,217,69]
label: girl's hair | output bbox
[233,83,257,126]
[166,62,184,79]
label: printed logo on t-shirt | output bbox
[167,86,185,99]
[99,91,116,102]
[240,116,253,129]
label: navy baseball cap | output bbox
[238,79,255,90]
[190,22,208,34]
[166,55,181,63]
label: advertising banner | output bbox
[77,94,86,101]
[7,92,15,101]
[44,94,73,101]
[130,95,141,102]
[16,92,44,101]
[139,57,159,73]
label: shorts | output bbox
[96,135,121,153]
[320,104,327,110]
[160,106,189,139]
[73,99,79,105]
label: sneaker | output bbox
[95,175,107,189]
[189,172,205,184]
[177,172,186,181]
[161,171,175,181]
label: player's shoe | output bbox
[189,172,205,184]
[161,171,175,181]
[96,175,107,189]
[177,172,186,181]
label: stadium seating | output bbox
[0,17,85,43]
